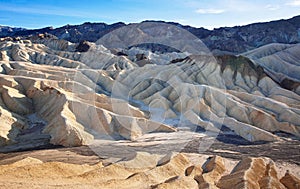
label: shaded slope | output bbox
[243,43,300,94]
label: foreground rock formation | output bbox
[0,151,299,189]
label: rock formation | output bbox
[0,152,299,189]
[0,37,299,151]
[0,15,299,189]
[243,43,300,94]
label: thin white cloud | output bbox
[286,0,300,6]
[223,0,256,12]
[196,8,225,14]
[265,4,280,11]
[195,1,259,14]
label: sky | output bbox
[0,0,300,30]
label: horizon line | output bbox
[1,14,299,31]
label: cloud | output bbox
[195,1,259,14]
[286,0,300,6]
[265,4,280,11]
[196,8,225,14]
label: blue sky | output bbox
[0,0,300,29]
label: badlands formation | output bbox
[0,151,299,189]
[0,26,299,188]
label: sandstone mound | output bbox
[0,152,299,189]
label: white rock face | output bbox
[0,38,299,149]
[243,43,300,82]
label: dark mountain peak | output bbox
[110,22,126,27]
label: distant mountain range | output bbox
[1,15,300,53]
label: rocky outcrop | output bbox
[217,157,268,188]
[0,152,299,189]
[259,162,286,189]
[280,171,300,189]
[196,155,226,188]
[217,157,295,189]
[75,40,91,52]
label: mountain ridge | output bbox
[1,15,300,53]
